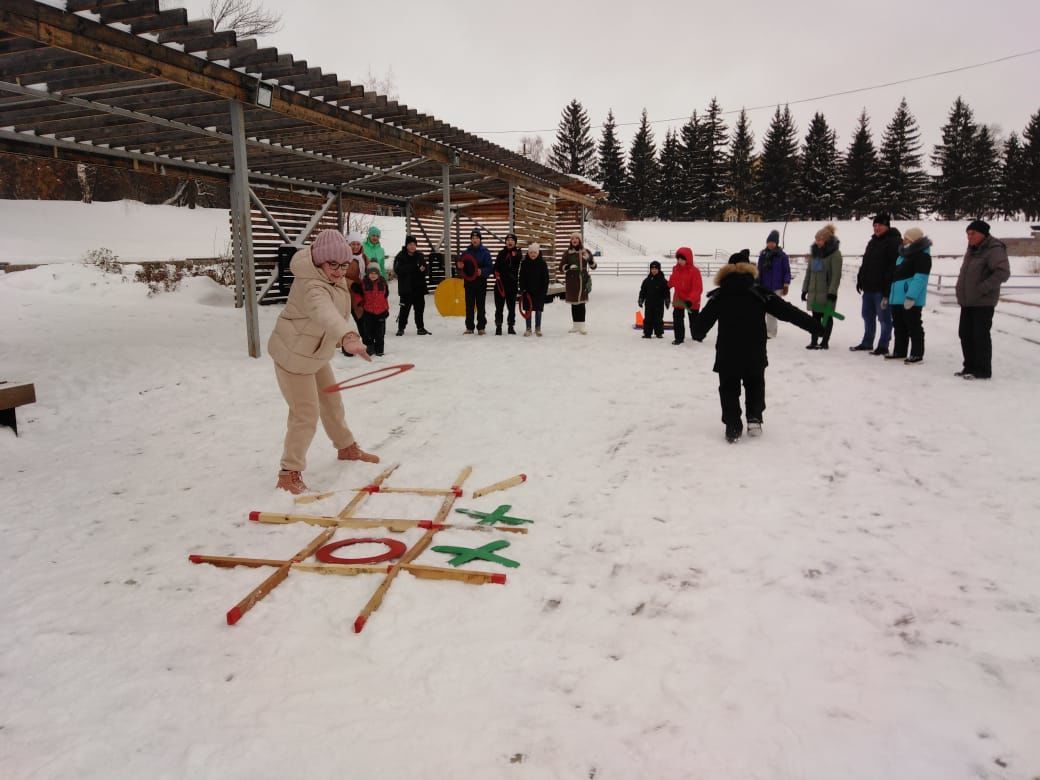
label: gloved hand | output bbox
[781,285,789,296]
[800,290,808,302]
[638,298,644,307]
[856,283,862,294]
[903,298,914,309]
[826,293,837,303]
[880,297,888,310]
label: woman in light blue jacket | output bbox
[885,227,931,364]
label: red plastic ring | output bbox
[322,363,414,393]
[495,276,506,298]
[315,538,406,564]
[518,292,533,320]
[457,254,479,282]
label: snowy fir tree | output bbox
[756,105,800,220]
[877,98,928,219]
[799,112,841,220]
[1019,108,1040,221]
[967,124,1000,218]
[930,97,981,219]
[727,108,757,221]
[998,132,1028,219]
[624,109,659,219]
[548,99,596,176]
[595,109,626,206]
[840,109,881,219]
[656,130,685,220]
[700,98,730,221]
[679,111,706,219]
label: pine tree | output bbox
[1019,108,1040,221]
[799,112,841,219]
[595,109,626,206]
[548,99,596,176]
[930,97,979,219]
[624,109,659,220]
[841,109,880,219]
[728,109,757,220]
[756,105,800,220]
[999,132,1027,218]
[656,130,685,220]
[967,124,1000,218]
[701,98,730,220]
[878,98,928,218]
[679,111,706,219]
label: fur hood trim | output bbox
[714,262,759,286]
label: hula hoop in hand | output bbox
[495,275,506,298]
[322,363,414,393]
[457,254,479,282]
[518,292,533,320]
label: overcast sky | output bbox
[181,0,1040,165]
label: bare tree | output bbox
[518,135,545,165]
[207,0,282,38]
[365,66,398,102]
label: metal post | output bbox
[229,99,261,358]
[508,183,515,234]
[442,163,451,274]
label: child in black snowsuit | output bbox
[638,260,671,338]
[691,250,821,443]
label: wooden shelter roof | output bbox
[0,0,601,207]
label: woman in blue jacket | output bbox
[885,227,931,364]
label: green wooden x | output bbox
[431,540,520,568]
[454,505,533,526]
[811,300,846,326]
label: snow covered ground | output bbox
[2,245,1039,779]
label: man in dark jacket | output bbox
[955,220,1011,379]
[851,213,902,355]
[458,228,494,335]
[692,250,820,443]
[493,233,522,335]
[393,235,430,336]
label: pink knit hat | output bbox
[310,229,351,266]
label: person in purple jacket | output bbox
[757,229,792,339]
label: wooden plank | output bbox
[250,511,425,533]
[472,473,527,499]
[338,463,398,519]
[401,563,506,585]
[0,381,35,410]
[290,563,388,577]
[188,554,287,568]
[225,564,290,625]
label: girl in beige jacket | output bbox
[268,229,379,494]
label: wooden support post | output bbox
[229,98,260,358]
[472,473,527,499]
[336,187,344,232]
[508,182,515,234]
[442,163,451,268]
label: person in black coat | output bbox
[517,242,550,336]
[393,235,430,336]
[493,233,522,335]
[692,250,821,443]
[638,260,671,338]
[851,213,902,355]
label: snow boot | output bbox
[495,325,502,335]
[536,328,543,337]
[578,324,587,335]
[725,424,743,443]
[276,470,309,495]
[508,325,517,335]
[524,328,532,337]
[747,419,763,437]
[338,443,380,463]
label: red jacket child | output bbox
[362,271,390,316]
[669,246,703,312]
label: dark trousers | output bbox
[361,312,386,354]
[571,303,587,323]
[643,302,665,337]
[465,277,488,331]
[494,288,516,328]
[959,306,995,377]
[397,297,425,332]
[672,307,697,343]
[718,369,766,428]
[810,312,834,346]
[891,305,925,358]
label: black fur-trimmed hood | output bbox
[713,261,759,286]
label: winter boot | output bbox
[524,328,532,337]
[569,324,579,333]
[535,328,543,337]
[725,424,743,443]
[578,324,587,335]
[396,329,404,337]
[747,419,763,437]
[417,328,431,335]
[508,325,517,335]
[276,470,309,495]
[338,443,380,463]
[495,325,502,336]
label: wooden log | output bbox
[401,563,506,585]
[189,554,287,568]
[294,490,336,505]
[338,463,398,519]
[471,473,527,499]
[353,486,456,497]
[291,563,388,577]
[250,511,425,533]
[226,564,290,625]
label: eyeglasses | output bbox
[325,262,352,271]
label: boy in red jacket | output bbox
[668,247,703,345]
[361,261,390,356]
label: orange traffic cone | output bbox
[635,310,644,327]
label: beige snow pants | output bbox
[274,361,355,472]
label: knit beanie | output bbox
[903,227,924,243]
[344,232,364,246]
[872,213,891,227]
[728,249,751,265]
[367,225,381,238]
[649,260,662,270]
[366,261,380,273]
[470,227,482,239]
[815,223,837,241]
[311,229,351,266]
[766,229,780,245]
[505,233,518,242]
[527,242,540,254]
[405,235,418,246]
[966,219,990,235]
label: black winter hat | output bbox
[728,249,751,265]
[470,228,482,238]
[405,234,418,245]
[505,233,518,242]
[649,260,661,270]
[966,219,990,235]
[766,229,780,244]
[872,212,891,227]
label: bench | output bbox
[0,381,36,436]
